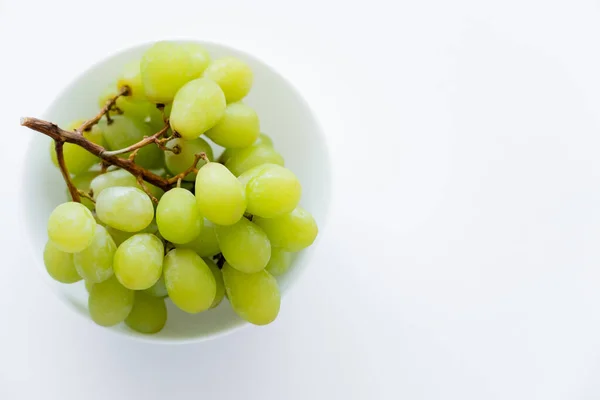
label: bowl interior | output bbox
[22,40,331,343]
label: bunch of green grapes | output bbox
[43,41,318,333]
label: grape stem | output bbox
[166,153,204,185]
[136,176,158,204]
[77,86,129,134]
[102,121,170,157]
[54,141,81,202]
[77,189,95,204]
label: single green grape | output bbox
[69,171,99,210]
[98,115,162,169]
[90,169,163,201]
[265,248,292,276]
[163,248,216,314]
[43,240,81,283]
[169,77,226,140]
[239,164,301,218]
[113,233,163,290]
[125,292,167,334]
[195,162,246,226]
[50,120,105,175]
[88,276,134,327]
[140,41,210,103]
[205,103,259,148]
[95,186,154,232]
[73,224,116,283]
[85,280,95,293]
[117,59,145,99]
[156,188,203,244]
[254,207,318,252]
[216,218,271,273]
[204,258,225,308]
[144,275,168,298]
[164,137,213,181]
[225,144,284,176]
[218,133,274,164]
[105,219,158,247]
[222,263,280,325]
[176,218,220,257]
[119,98,165,132]
[47,202,96,253]
[203,57,253,103]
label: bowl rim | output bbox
[20,38,333,344]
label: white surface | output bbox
[21,40,331,342]
[3,0,600,398]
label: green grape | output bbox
[43,240,81,283]
[98,85,118,108]
[68,171,99,210]
[105,219,158,246]
[50,120,104,176]
[254,207,318,252]
[225,144,284,176]
[88,276,134,327]
[265,248,292,276]
[169,77,226,140]
[203,57,253,103]
[204,258,225,308]
[140,41,210,103]
[144,275,168,298]
[90,169,163,200]
[195,162,246,225]
[205,103,259,148]
[164,248,216,313]
[222,263,280,325]
[85,280,95,292]
[176,218,220,257]
[239,164,301,218]
[73,224,116,283]
[117,59,145,99]
[114,233,164,290]
[156,188,203,244]
[98,115,162,168]
[164,137,213,181]
[215,218,271,273]
[219,133,273,164]
[47,202,96,253]
[125,292,167,334]
[96,186,154,232]
[119,98,165,132]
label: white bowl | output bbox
[21,40,332,343]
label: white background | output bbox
[2,0,600,399]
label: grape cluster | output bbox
[43,41,318,334]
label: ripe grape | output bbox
[117,59,145,99]
[50,120,104,176]
[141,41,210,103]
[88,276,134,327]
[69,170,99,210]
[195,162,246,226]
[105,219,158,247]
[204,258,225,308]
[205,103,260,148]
[164,137,213,181]
[219,133,273,164]
[203,57,253,103]
[163,248,216,313]
[73,224,116,283]
[95,186,154,232]
[98,114,162,168]
[265,249,292,276]
[89,169,163,200]
[113,233,164,290]
[156,188,203,244]
[176,218,220,257]
[225,144,284,176]
[254,207,318,252]
[222,263,280,325]
[125,292,167,334]
[169,77,226,140]
[43,241,81,283]
[47,202,96,253]
[239,164,301,218]
[144,275,168,298]
[216,218,271,273]
[85,280,94,293]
